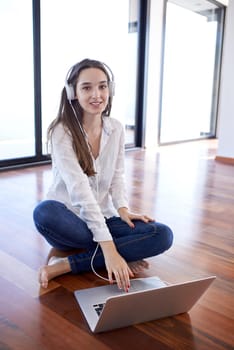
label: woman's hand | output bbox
[100,241,134,292]
[118,207,154,228]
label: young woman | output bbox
[33,58,173,292]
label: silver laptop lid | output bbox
[74,276,216,333]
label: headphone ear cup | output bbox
[65,82,75,101]
[109,81,115,97]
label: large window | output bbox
[0,0,35,161]
[0,0,142,169]
[41,0,139,151]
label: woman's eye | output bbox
[100,84,108,90]
[82,86,91,91]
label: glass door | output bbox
[159,0,225,144]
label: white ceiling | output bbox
[217,0,229,5]
[169,0,228,11]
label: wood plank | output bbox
[215,156,234,165]
[0,250,59,298]
[0,315,43,350]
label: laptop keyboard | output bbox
[92,278,166,317]
[93,303,105,316]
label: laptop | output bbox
[74,275,215,333]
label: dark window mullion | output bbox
[135,0,149,148]
[32,0,42,157]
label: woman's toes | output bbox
[128,260,149,274]
[39,267,49,288]
[140,260,149,269]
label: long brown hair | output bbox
[47,59,113,176]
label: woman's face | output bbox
[75,68,109,118]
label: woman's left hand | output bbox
[118,207,154,228]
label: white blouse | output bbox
[47,117,129,242]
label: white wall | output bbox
[216,0,234,159]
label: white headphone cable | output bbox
[91,242,113,282]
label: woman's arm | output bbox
[99,240,134,292]
[109,123,154,227]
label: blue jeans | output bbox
[33,200,173,274]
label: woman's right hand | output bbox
[100,241,134,292]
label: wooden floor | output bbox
[0,139,233,350]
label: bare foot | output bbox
[39,257,71,288]
[128,260,149,274]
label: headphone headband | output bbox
[65,60,115,102]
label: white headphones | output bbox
[65,60,115,102]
